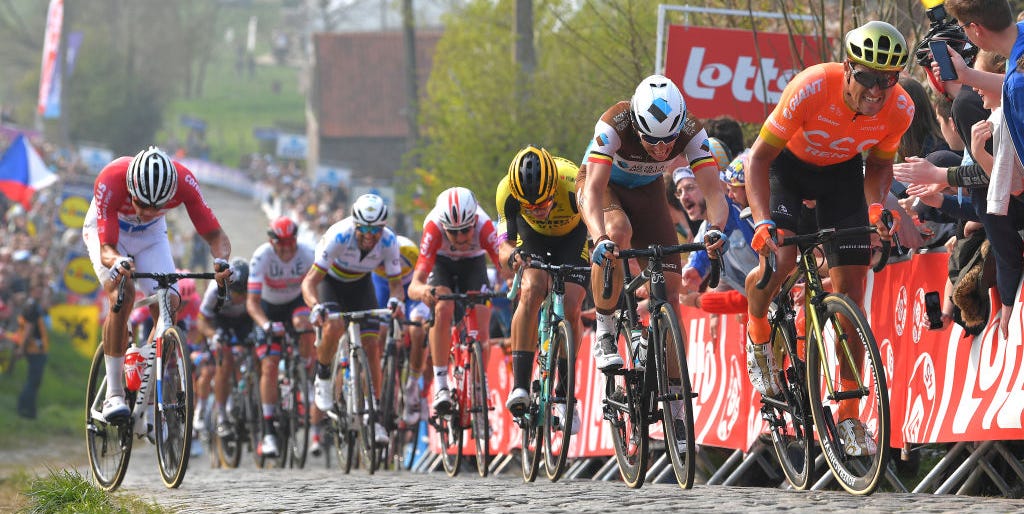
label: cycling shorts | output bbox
[426,254,489,293]
[516,220,589,286]
[318,273,380,331]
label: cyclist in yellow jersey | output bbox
[744,21,910,457]
[497,145,588,435]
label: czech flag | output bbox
[0,134,58,208]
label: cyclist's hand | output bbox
[868,203,900,241]
[310,303,327,325]
[703,226,727,258]
[387,297,404,316]
[590,237,616,266]
[109,256,133,283]
[209,330,227,352]
[506,247,524,271]
[213,257,231,287]
[263,321,286,337]
[681,267,702,291]
[751,221,778,256]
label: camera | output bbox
[923,0,948,25]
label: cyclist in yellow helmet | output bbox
[743,20,912,457]
[496,145,588,435]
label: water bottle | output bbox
[630,327,648,368]
[340,355,350,381]
[124,346,145,391]
[280,377,292,411]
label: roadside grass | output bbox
[19,468,168,514]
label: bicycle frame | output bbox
[449,304,483,426]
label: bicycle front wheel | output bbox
[331,346,355,474]
[353,346,379,474]
[377,342,401,470]
[154,327,193,488]
[607,322,649,488]
[438,349,463,477]
[521,365,542,483]
[86,344,133,491]
[806,293,890,495]
[469,340,490,477]
[653,303,695,489]
[765,310,814,490]
[288,360,310,469]
[543,319,575,482]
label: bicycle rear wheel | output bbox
[215,372,243,469]
[806,293,890,495]
[438,350,463,477]
[330,352,355,474]
[543,319,575,482]
[469,340,490,477]
[288,360,310,469]
[154,327,193,488]
[378,341,401,470]
[86,344,133,491]
[606,323,649,488]
[653,303,695,489]
[353,347,379,474]
[764,307,814,490]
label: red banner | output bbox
[663,25,831,124]
[37,0,63,115]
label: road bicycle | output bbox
[86,270,222,491]
[756,221,893,495]
[322,307,391,475]
[263,326,313,469]
[507,259,590,483]
[377,315,424,471]
[601,241,717,490]
[428,289,499,478]
[213,329,263,469]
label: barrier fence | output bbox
[421,251,1024,495]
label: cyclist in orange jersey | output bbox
[743,21,912,457]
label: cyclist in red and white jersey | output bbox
[303,194,404,445]
[408,187,502,417]
[246,216,316,457]
[82,146,233,423]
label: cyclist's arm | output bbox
[246,290,270,328]
[864,153,894,207]
[301,265,326,308]
[196,314,217,340]
[99,242,126,271]
[581,160,612,240]
[200,228,231,262]
[746,136,784,225]
[387,275,405,303]
[408,267,434,307]
[497,240,518,275]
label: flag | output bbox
[37,0,63,115]
[0,134,58,208]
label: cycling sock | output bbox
[262,404,275,419]
[316,361,331,380]
[595,309,616,338]
[837,379,860,421]
[511,351,533,391]
[555,358,569,398]
[747,315,771,345]
[216,402,226,424]
[105,355,125,398]
[264,418,275,436]
[433,366,449,391]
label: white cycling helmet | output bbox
[630,74,686,141]
[435,187,478,230]
[351,193,389,226]
[126,146,178,207]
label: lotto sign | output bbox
[663,25,831,124]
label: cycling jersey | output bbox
[585,101,717,188]
[312,217,402,282]
[86,156,221,247]
[759,62,914,166]
[495,156,582,240]
[248,241,315,305]
[373,235,417,286]
[199,282,247,319]
[416,206,501,273]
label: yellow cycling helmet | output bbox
[508,145,558,205]
[845,21,909,72]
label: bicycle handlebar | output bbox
[113,269,221,314]
[754,222,893,290]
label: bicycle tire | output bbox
[331,345,355,474]
[806,293,890,495]
[154,327,193,488]
[85,344,133,491]
[378,339,401,470]
[397,346,420,472]
[764,303,814,490]
[543,318,575,482]
[653,303,696,489]
[438,349,463,477]
[289,359,310,469]
[607,323,649,488]
[469,340,490,477]
[269,357,292,469]
[247,361,265,469]
[215,380,242,469]
[353,346,379,474]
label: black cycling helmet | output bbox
[229,257,249,294]
[915,19,978,68]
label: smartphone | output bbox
[929,40,959,81]
[924,291,943,330]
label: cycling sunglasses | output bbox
[524,197,554,213]
[638,131,680,146]
[355,224,383,235]
[848,64,899,90]
[131,197,166,211]
[445,225,473,235]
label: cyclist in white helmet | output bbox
[302,193,404,445]
[408,187,503,417]
[82,146,234,423]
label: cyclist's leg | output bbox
[584,180,628,371]
[506,260,547,413]
[426,258,458,413]
[256,326,283,447]
[213,337,235,428]
[313,277,347,402]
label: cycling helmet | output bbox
[724,149,750,187]
[351,193,388,226]
[845,21,909,71]
[630,74,686,140]
[705,137,732,171]
[508,145,558,205]
[435,187,478,230]
[229,257,248,294]
[268,216,298,242]
[177,277,197,298]
[126,146,178,207]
